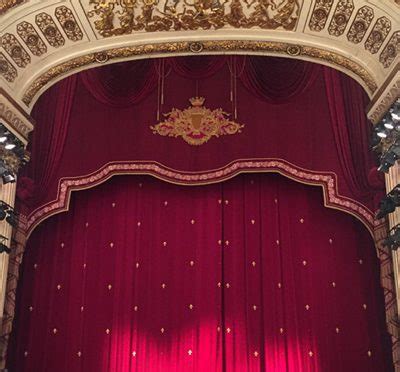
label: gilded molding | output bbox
[0,0,26,15]
[21,40,378,106]
[0,92,34,142]
[368,75,400,124]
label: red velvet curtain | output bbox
[20,75,78,206]
[323,69,377,200]
[80,60,157,108]
[240,57,320,104]
[19,56,382,219]
[9,173,392,371]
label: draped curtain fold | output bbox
[18,55,384,224]
[21,75,78,206]
[240,57,320,103]
[168,56,228,79]
[323,69,380,200]
[8,173,393,371]
[80,60,157,108]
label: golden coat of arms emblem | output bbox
[150,97,244,145]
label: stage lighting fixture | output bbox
[385,224,400,251]
[4,143,15,150]
[6,210,17,227]
[2,171,15,184]
[0,235,10,254]
[378,149,399,173]
[376,184,400,219]
[390,102,400,121]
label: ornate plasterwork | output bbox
[16,21,47,57]
[0,0,398,113]
[347,6,374,44]
[0,90,33,142]
[1,33,30,68]
[380,32,400,69]
[35,12,65,48]
[328,0,354,37]
[20,40,378,106]
[365,17,391,55]
[0,0,26,15]
[367,69,400,124]
[86,0,302,36]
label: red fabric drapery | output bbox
[80,60,157,108]
[240,57,320,104]
[8,173,392,371]
[19,56,382,227]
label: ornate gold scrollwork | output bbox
[86,0,302,36]
[21,40,378,106]
[150,96,244,145]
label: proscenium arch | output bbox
[21,38,378,110]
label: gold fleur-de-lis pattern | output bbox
[11,174,390,371]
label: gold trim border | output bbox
[21,40,378,106]
[24,158,377,239]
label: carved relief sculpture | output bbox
[86,0,302,36]
[0,0,25,15]
[308,0,333,32]
[380,31,400,68]
[16,22,47,57]
[365,17,391,54]
[1,33,31,68]
[150,96,244,145]
[0,53,17,83]
[55,6,84,42]
[35,13,65,48]
[328,0,354,37]
[347,6,374,44]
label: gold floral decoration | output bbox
[1,33,31,68]
[55,6,84,42]
[347,6,374,44]
[309,0,334,32]
[150,97,244,145]
[365,17,391,54]
[328,0,354,37]
[16,21,47,57]
[0,53,17,82]
[380,31,400,68]
[35,13,65,48]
